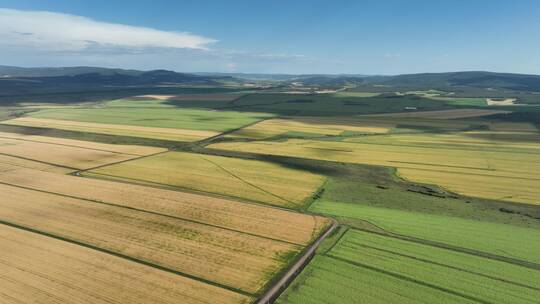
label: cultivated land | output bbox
[227,117,392,140]
[1,75,539,304]
[0,182,326,296]
[87,151,325,208]
[2,107,271,142]
[0,167,328,245]
[0,131,164,171]
[210,128,540,205]
[0,224,249,304]
[278,229,540,304]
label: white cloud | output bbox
[0,8,216,52]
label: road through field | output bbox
[256,219,338,304]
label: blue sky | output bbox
[0,0,539,74]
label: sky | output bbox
[0,0,539,75]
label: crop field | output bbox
[0,182,328,296]
[227,117,393,140]
[278,229,540,304]
[310,201,540,264]
[106,93,245,108]
[0,167,328,245]
[0,224,249,304]
[0,132,164,171]
[2,107,271,142]
[0,154,74,173]
[210,130,540,204]
[87,151,325,208]
[364,108,510,119]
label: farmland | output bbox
[0,224,249,304]
[277,229,540,304]
[0,180,328,297]
[2,107,271,142]
[0,131,165,171]
[87,151,325,208]
[210,128,540,205]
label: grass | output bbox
[0,224,250,304]
[310,201,540,264]
[88,151,325,208]
[278,229,540,304]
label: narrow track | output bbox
[255,220,338,304]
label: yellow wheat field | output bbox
[0,167,328,245]
[90,151,325,207]
[0,133,159,170]
[0,131,165,155]
[0,154,73,173]
[210,131,540,205]
[2,117,219,142]
[0,224,249,304]
[228,116,393,140]
[0,183,304,294]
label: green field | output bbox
[25,107,271,132]
[278,229,540,304]
[310,201,540,264]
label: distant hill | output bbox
[0,66,142,78]
[365,71,540,92]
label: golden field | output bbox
[0,167,328,245]
[89,151,325,207]
[0,131,163,170]
[227,116,393,140]
[2,117,219,142]
[0,154,74,174]
[0,183,305,294]
[210,131,540,205]
[0,224,249,304]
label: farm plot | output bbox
[0,183,312,295]
[278,229,540,304]
[0,132,163,171]
[107,93,245,108]
[227,117,393,140]
[310,201,540,264]
[2,107,271,142]
[0,224,249,304]
[363,108,511,119]
[0,154,73,173]
[210,131,540,205]
[88,151,325,208]
[0,167,328,245]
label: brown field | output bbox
[0,224,249,304]
[363,109,511,119]
[486,98,516,106]
[0,167,328,245]
[228,116,393,140]
[2,117,219,142]
[89,151,325,208]
[0,132,162,170]
[0,183,317,294]
[488,122,538,132]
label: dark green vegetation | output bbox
[277,229,540,304]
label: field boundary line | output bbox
[345,241,540,291]
[0,219,254,297]
[0,180,303,247]
[199,156,295,206]
[325,254,495,304]
[255,219,338,304]
[0,152,79,171]
[74,149,170,173]
[0,134,144,156]
[345,222,540,270]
